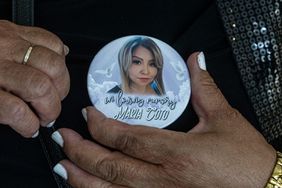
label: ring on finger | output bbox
[23,45,33,65]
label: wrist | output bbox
[265,151,282,188]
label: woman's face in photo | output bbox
[128,46,158,89]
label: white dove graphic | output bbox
[94,63,115,78]
[170,60,185,81]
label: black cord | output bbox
[12,0,34,26]
[11,1,72,187]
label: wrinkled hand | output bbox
[54,52,276,188]
[0,20,70,137]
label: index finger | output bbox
[55,128,161,187]
[56,160,126,188]
[85,106,187,164]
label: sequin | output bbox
[217,0,282,142]
[261,27,268,34]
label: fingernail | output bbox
[51,131,64,147]
[32,130,39,138]
[53,163,68,180]
[197,52,207,70]
[64,45,69,55]
[82,108,87,121]
[47,120,56,128]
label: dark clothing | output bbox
[107,85,122,94]
[0,0,281,187]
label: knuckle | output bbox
[65,139,89,166]
[29,73,53,98]
[94,157,121,182]
[67,143,84,162]
[47,53,66,79]
[115,133,139,154]
[7,100,28,124]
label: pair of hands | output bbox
[0,20,70,137]
[0,20,276,187]
[53,54,276,187]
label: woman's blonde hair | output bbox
[118,36,165,95]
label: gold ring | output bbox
[23,46,33,65]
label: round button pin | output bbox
[87,35,190,128]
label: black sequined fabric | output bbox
[217,0,282,143]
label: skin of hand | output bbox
[54,52,276,188]
[0,20,70,137]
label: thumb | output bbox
[187,52,231,131]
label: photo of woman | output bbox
[87,35,190,128]
[108,36,165,96]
